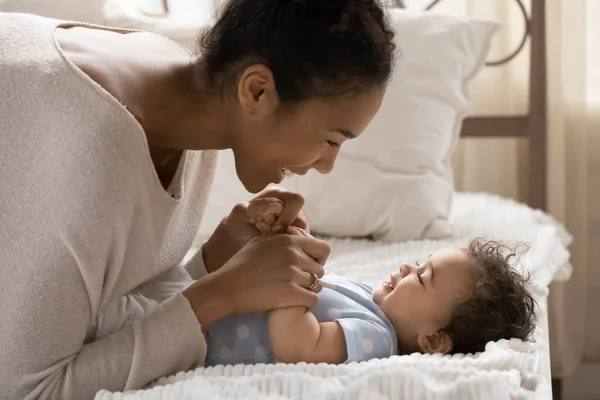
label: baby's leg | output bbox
[268,307,347,364]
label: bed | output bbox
[95,193,570,400]
[98,0,571,399]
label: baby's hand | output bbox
[247,197,285,235]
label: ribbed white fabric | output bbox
[96,330,550,400]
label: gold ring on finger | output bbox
[308,272,320,292]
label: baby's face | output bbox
[372,248,476,353]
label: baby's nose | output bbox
[399,263,412,277]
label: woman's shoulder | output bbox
[0,13,62,61]
[0,12,58,33]
[0,16,152,199]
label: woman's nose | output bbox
[312,150,338,175]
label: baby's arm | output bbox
[250,199,347,363]
[268,306,347,364]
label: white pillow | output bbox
[284,10,497,242]
[103,6,496,241]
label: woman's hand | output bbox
[183,233,329,329]
[202,188,310,274]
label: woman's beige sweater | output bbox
[0,12,217,399]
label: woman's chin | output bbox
[238,174,267,194]
[239,170,284,194]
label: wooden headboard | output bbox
[394,0,547,212]
[160,0,547,211]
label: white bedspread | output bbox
[95,193,571,400]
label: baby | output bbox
[203,197,537,365]
[94,198,537,366]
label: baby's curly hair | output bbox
[440,239,537,354]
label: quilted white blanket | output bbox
[95,193,571,400]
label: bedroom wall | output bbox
[0,0,105,23]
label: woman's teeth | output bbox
[282,168,295,178]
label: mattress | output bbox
[95,192,571,400]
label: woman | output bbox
[0,0,394,398]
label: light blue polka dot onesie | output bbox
[205,274,398,366]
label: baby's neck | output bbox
[396,340,421,355]
[382,310,420,355]
[371,295,421,356]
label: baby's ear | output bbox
[417,332,453,355]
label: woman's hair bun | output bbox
[292,0,351,10]
[289,0,365,35]
[197,0,395,102]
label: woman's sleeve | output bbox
[183,243,210,280]
[95,265,197,339]
[0,244,206,399]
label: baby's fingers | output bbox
[255,221,273,235]
[248,198,284,220]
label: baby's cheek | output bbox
[386,290,421,325]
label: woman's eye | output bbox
[326,140,339,147]
[417,273,425,287]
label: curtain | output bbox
[405,0,599,384]
[543,0,595,382]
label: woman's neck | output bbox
[56,26,236,152]
[139,61,238,152]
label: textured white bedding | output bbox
[95,192,570,400]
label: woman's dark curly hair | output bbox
[195,0,396,102]
[441,239,537,354]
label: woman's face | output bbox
[231,66,384,193]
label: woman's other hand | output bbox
[183,233,329,329]
[202,188,310,273]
